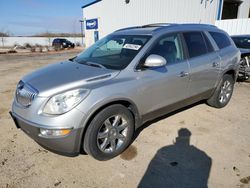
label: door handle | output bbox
[212,62,219,67]
[179,71,189,77]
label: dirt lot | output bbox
[0,51,249,188]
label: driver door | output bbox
[135,33,190,118]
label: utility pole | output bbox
[79,20,84,46]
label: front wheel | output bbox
[207,74,235,108]
[83,104,134,161]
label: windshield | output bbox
[232,37,250,49]
[74,35,151,70]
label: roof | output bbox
[114,23,219,35]
[82,0,102,9]
[231,35,250,38]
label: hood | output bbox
[239,48,250,55]
[22,61,120,97]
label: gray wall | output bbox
[0,37,84,47]
[216,18,250,35]
[82,0,250,47]
[83,0,220,46]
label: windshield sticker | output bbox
[123,44,141,50]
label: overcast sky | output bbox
[0,0,84,36]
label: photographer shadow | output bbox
[138,128,212,188]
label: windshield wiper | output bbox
[69,56,76,62]
[79,61,107,69]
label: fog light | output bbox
[40,128,71,137]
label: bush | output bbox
[24,43,32,48]
[8,50,17,53]
[30,47,36,52]
[75,42,81,47]
[39,46,43,52]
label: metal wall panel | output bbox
[215,18,250,35]
[83,0,220,46]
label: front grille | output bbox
[16,81,38,107]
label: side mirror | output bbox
[144,54,167,68]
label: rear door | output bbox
[182,31,221,98]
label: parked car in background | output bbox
[52,38,75,49]
[10,24,240,161]
[231,35,250,81]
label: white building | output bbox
[82,0,250,47]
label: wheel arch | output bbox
[78,98,141,153]
[241,53,250,58]
[224,69,236,81]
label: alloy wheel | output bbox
[219,80,232,104]
[97,115,128,153]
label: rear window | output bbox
[183,32,208,58]
[209,32,231,49]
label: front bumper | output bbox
[10,112,83,156]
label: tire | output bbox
[83,104,134,161]
[207,74,235,108]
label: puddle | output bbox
[120,145,137,161]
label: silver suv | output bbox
[10,24,240,160]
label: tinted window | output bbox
[183,32,208,58]
[232,37,250,49]
[148,34,184,64]
[202,33,214,52]
[209,32,231,49]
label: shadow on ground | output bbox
[138,128,212,188]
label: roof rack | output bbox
[115,26,141,32]
[181,23,217,28]
[142,23,177,28]
[115,23,174,32]
[115,23,217,33]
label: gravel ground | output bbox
[0,51,249,188]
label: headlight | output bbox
[43,88,89,115]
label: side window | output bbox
[209,32,231,49]
[149,34,184,64]
[232,37,241,47]
[232,37,250,49]
[202,32,214,52]
[183,32,208,58]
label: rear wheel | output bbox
[83,104,134,161]
[207,74,235,108]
